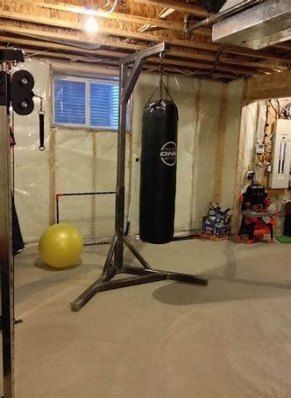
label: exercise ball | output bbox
[39,223,83,269]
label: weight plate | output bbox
[11,70,34,91]
[12,96,34,116]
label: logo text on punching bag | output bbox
[159,141,177,166]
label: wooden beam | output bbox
[0,35,260,76]
[231,79,251,233]
[0,23,284,73]
[248,69,291,101]
[214,84,229,203]
[0,42,236,80]
[0,9,289,66]
[189,79,202,229]
[0,36,129,59]
[32,1,291,56]
[48,58,231,80]
[133,0,209,18]
[0,10,219,52]
[0,45,120,65]
[0,25,142,51]
[37,1,211,36]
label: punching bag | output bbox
[139,99,178,244]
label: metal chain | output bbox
[159,52,165,99]
[146,52,174,104]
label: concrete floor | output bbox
[6,239,291,397]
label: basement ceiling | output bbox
[0,0,290,81]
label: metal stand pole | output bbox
[71,42,208,313]
[0,62,15,398]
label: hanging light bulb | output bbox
[84,16,99,33]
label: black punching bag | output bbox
[139,99,178,244]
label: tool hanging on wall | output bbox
[139,53,178,244]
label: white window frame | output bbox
[53,74,122,131]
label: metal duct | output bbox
[212,0,291,50]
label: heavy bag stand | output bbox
[71,42,207,312]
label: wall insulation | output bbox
[13,59,245,243]
[14,60,51,243]
[238,99,291,234]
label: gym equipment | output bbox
[11,71,46,151]
[39,223,83,269]
[10,69,35,116]
[71,43,207,313]
[140,80,178,244]
[0,49,38,398]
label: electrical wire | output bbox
[269,99,281,118]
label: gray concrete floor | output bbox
[7,239,291,397]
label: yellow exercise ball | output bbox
[39,223,83,269]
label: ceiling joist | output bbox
[0,0,289,81]
[0,9,289,66]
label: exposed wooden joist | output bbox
[50,58,230,80]
[0,37,252,79]
[248,69,291,101]
[0,25,142,51]
[37,1,211,36]
[0,9,289,66]
[14,46,235,80]
[0,36,127,58]
[0,45,120,65]
[0,10,220,52]
[133,0,209,18]
[0,24,284,73]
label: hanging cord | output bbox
[6,62,15,194]
[10,113,15,194]
[146,52,173,104]
[159,52,165,99]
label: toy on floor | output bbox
[237,184,276,244]
[202,202,232,239]
[39,223,83,269]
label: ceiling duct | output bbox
[198,0,227,13]
[212,0,291,49]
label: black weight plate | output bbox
[12,96,34,116]
[11,70,34,91]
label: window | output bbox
[53,75,120,130]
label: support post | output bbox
[114,63,128,269]
[0,63,15,398]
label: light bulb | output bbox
[84,16,99,33]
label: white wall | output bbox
[14,59,244,243]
